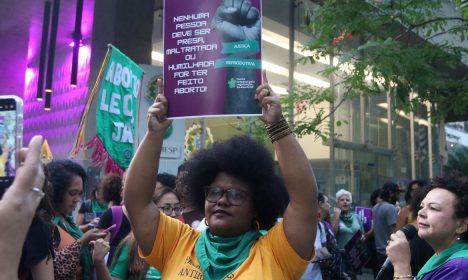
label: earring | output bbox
[204,218,209,227]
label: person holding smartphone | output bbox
[46,160,107,280]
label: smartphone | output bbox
[102,224,117,234]
[0,95,23,190]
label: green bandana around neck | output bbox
[53,215,93,280]
[340,212,355,228]
[91,198,108,213]
[195,229,261,280]
[417,241,468,280]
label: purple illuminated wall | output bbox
[24,46,91,157]
[21,0,95,158]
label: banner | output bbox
[70,45,143,173]
[164,0,263,118]
[344,230,370,273]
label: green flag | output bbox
[95,45,143,170]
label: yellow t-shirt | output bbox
[142,213,312,280]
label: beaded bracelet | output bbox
[265,115,293,143]
[393,275,413,279]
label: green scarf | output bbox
[340,212,355,228]
[91,198,108,213]
[195,229,261,280]
[53,215,93,280]
[417,241,468,280]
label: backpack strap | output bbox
[110,206,124,244]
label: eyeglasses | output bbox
[205,186,250,206]
[158,206,184,216]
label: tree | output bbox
[444,146,468,175]
[273,0,468,140]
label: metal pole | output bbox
[329,53,336,195]
[288,0,295,127]
[410,92,416,179]
[427,102,433,178]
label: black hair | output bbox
[184,135,289,230]
[370,188,381,206]
[177,161,190,175]
[157,173,176,189]
[45,160,86,209]
[318,192,325,203]
[405,179,426,204]
[426,176,468,241]
[153,186,181,205]
[100,173,123,205]
[380,182,398,203]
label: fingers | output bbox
[262,69,268,84]
[240,0,252,17]
[157,79,164,98]
[22,136,43,169]
[15,136,44,189]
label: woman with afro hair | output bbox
[124,70,318,279]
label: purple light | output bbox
[69,41,84,47]
[25,68,35,87]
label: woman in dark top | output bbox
[98,206,132,248]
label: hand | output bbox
[333,207,341,218]
[212,0,261,42]
[1,136,45,211]
[147,79,172,134]
[255,70,282,125]
[90,238,110,261]
[386,231,411,268]
[89,217,100,227]
[79,228,108,246]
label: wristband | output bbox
[265,115,293,143]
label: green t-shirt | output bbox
[110,242,162,280]
[335,213,364,250]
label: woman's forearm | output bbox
[275,134,317,213]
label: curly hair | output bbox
[45,159,86,209]
[183,135,289,230]
[99,173,123,205]
[426,176,468,241]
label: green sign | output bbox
[96,46,143,169]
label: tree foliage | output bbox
[444,146,468,175]
[279,0,468,139]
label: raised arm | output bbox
[124,80,171,256]
[0,136,45,279]
[256,70,318,259]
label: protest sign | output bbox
[164,0,262,118]
[355,206,373,232]
[344,230,370,273]
[71,45,143,173]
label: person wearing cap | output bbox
[372,182,404,271]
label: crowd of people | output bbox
[0,73,467,279]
